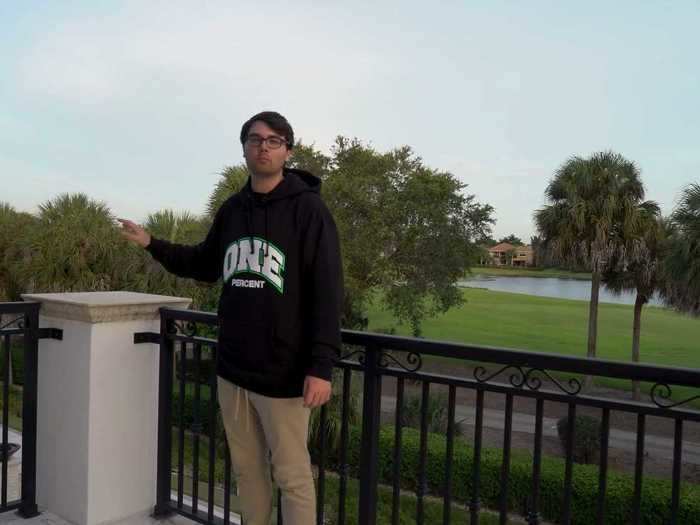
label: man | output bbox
[119,111,343,525]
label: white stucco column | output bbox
[21,291,191,525]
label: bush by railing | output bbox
[556,414,602,464]
[0,341,25,386]
[333,425,700,525]
[168,410,700,524]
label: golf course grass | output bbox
[366,287,700,399]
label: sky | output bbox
[1,1,699,241]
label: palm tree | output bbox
[663,183,700,315]
[145,209,207,244]
[131,209,216,310]
[0,203,36,301]
[534,151,649,370]
[21,193,131,293]
[206,165,248,220]
[603,206,665,400]
[0,202,33,387]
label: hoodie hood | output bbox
[242,167,322,256]
[243,167,321,202]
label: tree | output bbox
[534,151,649,369]
[498,234,523,246]
[250,137,494,333]
[287,141,332,180]
[0,202,36,384]
[205,144,330,222]
[663,183,700,315]
[206,165,249,220]
[21,193,134,293]
[603,205,665,400]
[3,135,494,338]
[130,209,218,310]
[0,203,36,301]
[530,235,543,267]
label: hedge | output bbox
[336,426,700,525]
[175,354,215,384]
[170,391,700,523]
[0,342,25,385]
[171,383,215,434]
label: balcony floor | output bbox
[0,510,199,525]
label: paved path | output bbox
[380,395,700,465]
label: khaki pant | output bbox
[217,377,316,525]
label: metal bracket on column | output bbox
[38,328,63,340]
[134,332,161,344]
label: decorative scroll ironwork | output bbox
[473,365,581,396]
[650,383,700,409]
[474,364,524,386]
[337,349,423,372]
[378,351,423,373]
[523,368,581,396]
[167,320,198,338]
[0,316,24,331]
[339,349,366,365]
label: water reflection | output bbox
[459,275,664,306]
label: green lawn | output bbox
[469,266,592,280]
[367,288,700,399]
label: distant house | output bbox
[486,243,534,267]
[512,245,534,266]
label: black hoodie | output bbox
[146,168,343,397]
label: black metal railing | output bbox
[0,301,44,518]
[138,307,700,525]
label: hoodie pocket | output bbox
[218,319,275,373]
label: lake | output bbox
[459,275,664,306]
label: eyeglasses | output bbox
[245,134,288,149]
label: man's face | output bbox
[243,121,292,177]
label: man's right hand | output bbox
[118,219,151,248]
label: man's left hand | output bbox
[303,375,332,408]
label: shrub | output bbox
[399,391,467,436]
[171,383,214,434]
[0,341,25,385]
[174,353,215,384]
[308,368,362,465]
[338,425,700,524]
[556,415,601,464]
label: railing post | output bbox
[18,303,39,518]
[358,344,382,525]
[154,311,174,517]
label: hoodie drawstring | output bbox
[264,205,269,257]
[247,192,271,258]
[245,195,255,254]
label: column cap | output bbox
[21,291,192,323]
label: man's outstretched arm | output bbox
[118,217,221,283]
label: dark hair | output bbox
[240,111,294,149]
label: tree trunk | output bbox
[631,293,645,401]
[584,271,601,389]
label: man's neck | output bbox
[250,171,284,194]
